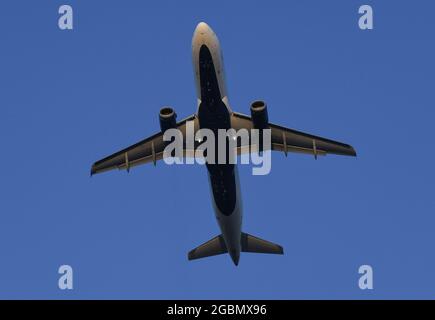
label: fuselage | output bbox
[192,22,242,265]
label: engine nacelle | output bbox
[159,107,177,133]
[250,100,269,130]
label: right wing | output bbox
[231,112,356,158]
[91,114,199,175]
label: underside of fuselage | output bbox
[195,40,242,264]
[197,44,237,217]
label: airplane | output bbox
[91,22,356,266]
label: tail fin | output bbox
[241,232,284,255]
[188,234,227,261]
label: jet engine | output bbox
[250,100,269,130]
[159,107,177,133]
[250,100,269,153]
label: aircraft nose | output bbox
[194,21,213,37]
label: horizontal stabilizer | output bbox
[188,234,227,260]
[241,232,284,255]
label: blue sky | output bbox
[1,0,434,299]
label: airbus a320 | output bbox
[91,22,356,265]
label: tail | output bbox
[188,232,283,263]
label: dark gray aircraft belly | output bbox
[197,44,236,216]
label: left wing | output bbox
[231,112,356,158]
[91,114,198,175]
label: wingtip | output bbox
[345,145,357,157]
[351,147,357,157]
[90,165,96,177]
[187,250,195,261]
